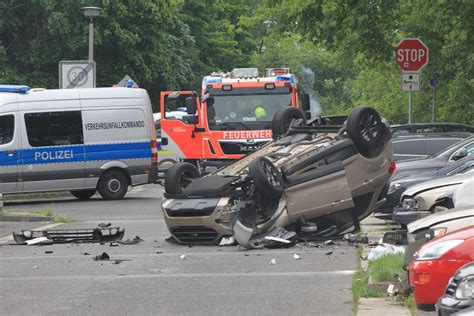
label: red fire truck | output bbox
[158,68,310,173]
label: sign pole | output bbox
[408,91,412,123]
[432,85,436,122]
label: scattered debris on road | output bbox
[269,258,276,265]
[367,243,405,261]
[13,227,125,244]
[219,236,235,246]
[117,236,143,245]
[45,250,53,254]
[25,236,53,245]
[343,233,370,244]
[94,252,110,261]
[293,253,301,260]
[180,254,187,260]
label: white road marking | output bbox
[0,270,356,281]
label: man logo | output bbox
[246,139,255,144]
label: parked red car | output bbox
[409,225,474,311]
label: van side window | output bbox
[0,115,14,145]
[0,115,15,145]
[25,111,84,147]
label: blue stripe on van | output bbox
[0,142,151,166]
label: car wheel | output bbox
[97,170,129,200]
[272,107,306,137]
[346,106,385,158]
[164,162,199,194]
[70,189,96,200]
[249,157,284,199]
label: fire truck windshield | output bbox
[207,93,292,131]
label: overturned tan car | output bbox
[161,107,395,246]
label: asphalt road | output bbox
[0,185,357,315]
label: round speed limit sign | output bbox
[59,61,96,89]
[67,66,88,87]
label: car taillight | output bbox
[151,140,158,166]
[388,161,396,175]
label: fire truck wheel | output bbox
[346,106,385,158]
[165,162,200,194]
[249,157,284,199]
[272,107,306,137]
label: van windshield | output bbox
[207,93,292,131]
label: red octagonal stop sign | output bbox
[396,38,429,72]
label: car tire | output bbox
[346,106,385,158]
[70,189,96,200]
[249,157,284,199]
[164,162,200,194]
[97,170,129,200]
[272,107,306,137]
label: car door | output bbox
[159,91,203,162]
[284,161,355,222]
[0,112,20,193]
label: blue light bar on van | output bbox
[275,75,295,84]
[0,85,31,93]
[203,77,223,86]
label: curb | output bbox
[3,192,73,204]
[0,215,54,222]
[357,215,411,316]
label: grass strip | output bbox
[352,245,383,315]
[369,252,405,282]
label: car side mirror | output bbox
[452,148,468,161]
[184,115,198,125]
[186,97,197,115]
[302,93,310,111]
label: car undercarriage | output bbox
[161,106,395,247]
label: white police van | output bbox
[0,85,158,200]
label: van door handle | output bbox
[331,200,345,206]
[6,150,16,157]
[362,179,373,186]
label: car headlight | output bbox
[407,233,416,243]
[455,276,474,300]
[414,239,464,260]
[387,183,401,194]
[432,227,447,238]
[401,197,419,210]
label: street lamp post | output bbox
[82,7,101,61]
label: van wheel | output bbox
[70,190,96,200]
[165,162,199,194]
[272,107,306,137]
[249,157,284,199]
[346,106,385,158]
[98,170,129,200]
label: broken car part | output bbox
[13,227,125,244]
[116,236,143,245]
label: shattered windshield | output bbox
[207,93,292,131]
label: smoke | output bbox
[301,67,322,117]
